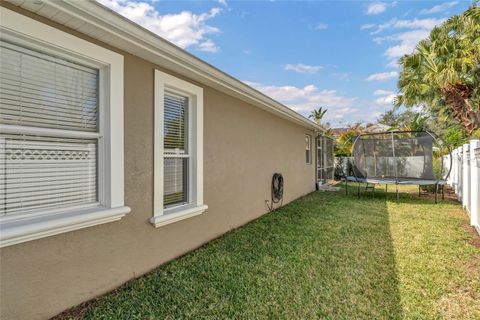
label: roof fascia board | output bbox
[34,0,322,131]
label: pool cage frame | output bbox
[344,130,452,203]
[316,134,335,185]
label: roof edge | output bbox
[9,0,322,131]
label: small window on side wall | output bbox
[306,134,312,164]
[152,70,208,228]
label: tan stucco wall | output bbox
[0,4,316,319]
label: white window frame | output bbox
[0,8,130,247]
[306,134,312,164]
[152,70,207,227]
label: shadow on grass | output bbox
[57,186,403,319]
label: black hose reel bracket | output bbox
[266,173,284,211]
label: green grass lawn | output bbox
[58,184,480,319]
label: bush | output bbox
[442,125,468,150]
[334,158,344,180]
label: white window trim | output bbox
[0,8,130,247]
[306,134,312,165]
[152,70,207,228]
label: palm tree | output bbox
[395,4,480,135]
[335,123,363,156]
[407,114,428,132]
[309,107,328,125]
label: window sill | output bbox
[0,206,131,248]
[150,204,208,228]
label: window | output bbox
[164,92,189,207]
[1,41,99,215]
[152,70,207,227]
[306,134,312,164]
[0,8,129,247]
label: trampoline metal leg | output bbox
[345,178,348,195]
[396,184,399,202]
[357,182,360,198]
[435,184,438,204]
[442,184,444,200]
[418,185,421,197]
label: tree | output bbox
[409,114,428,131]
[334,123,363,156]
[309,107,328,125]
[378,108,421,129]
[396,4,480,135]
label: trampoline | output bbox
[343,131,452,202]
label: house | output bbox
[364,123,391,133]
[0,1,329,319]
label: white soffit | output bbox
[3,0,322,131]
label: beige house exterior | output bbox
[0,1,324,319]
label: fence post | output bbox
[462,144,470,212]
[457,147,463,201]
[452,148,458,193]
[470,140,480,233]
[445,154,451,185]
[452,148,458,189]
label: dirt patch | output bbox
[449,209,468,219]
[464,255,480,275]
[416,185,458,201]
[463,224,480,248]
[438,289,480,320]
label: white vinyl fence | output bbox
[445,139,480,234]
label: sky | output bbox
[97,0,472,127]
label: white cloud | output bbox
[389,18,445,30]
[420,1,458,15]
[386,59,400,68]
[375,29,432,59]
[97,0,222,52]
[373,89,395,96]
[216,0,228,7]
[370,17,446,66]
[198,39,219,53]
[375,95,395,106]
[373,89,396,106]
[383,30,431,59]
[371,17,446,34]
[244,81,358,121]
[315,23,328,30]
[366,71,398,81]
[366,2,396,15]
[361,23,376,30]
[366,2,388,15]
[284,64,323,74]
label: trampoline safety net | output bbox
[351,131,447,183]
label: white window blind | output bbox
[0,41,98,132]
[0,134,97,215]
[0,40,100,216]
[163,91,188,207]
